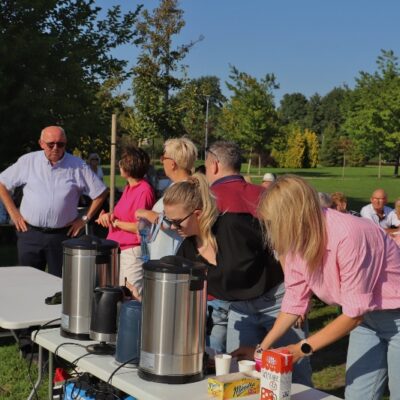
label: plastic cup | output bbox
[215,354,232,375]
[238,360,256,372]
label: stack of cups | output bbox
[215,354,232,376]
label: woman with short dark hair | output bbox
[96,146,155,292]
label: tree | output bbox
[217,66,279,158]
[271,125,319,168]
[131,0,202,141]
[0,0,141,166]
[174,76,225,148]
[278,93,308,127]
[344,49,400,175]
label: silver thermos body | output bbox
[60,235,119,340]
[138,256,207,384]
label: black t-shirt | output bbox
[177,213,283,301]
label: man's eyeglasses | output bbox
[44,141,66,149]
[160,154,174,162]
[163,210,195,229]
[205,147,219,161]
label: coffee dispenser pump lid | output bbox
[143,255,207,277]
[62,235,119,251]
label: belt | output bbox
[27,224,69,234]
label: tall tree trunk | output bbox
[394,147,400,177]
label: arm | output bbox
[68,189,108,237]
[135,209,159,224]
[0,182,27,232]
[112,219,138,234]
[284,313,362,363]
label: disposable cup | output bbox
[238,360,256,372]
[215,354,232,375]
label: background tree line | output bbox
[2,0,400,175]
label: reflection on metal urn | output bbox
[60,235,119,340]
[138,256,208,384]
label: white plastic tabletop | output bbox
[33,328,342,400]
[0,266,61,329]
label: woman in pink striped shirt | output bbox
[240,175,400,399]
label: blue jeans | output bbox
[226,282,313,387]
[207,299,230,353]
[345,308,400,400]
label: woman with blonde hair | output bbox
[235,175,400,399]
[164,174,312,386]
[135,137,198,259]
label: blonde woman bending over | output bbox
[234,175,400,400]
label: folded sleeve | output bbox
[281,254,313,316]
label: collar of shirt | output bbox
[211,174,244,187]
[41,151,67,167]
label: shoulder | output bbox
[325,208,383,243]
[62,153,87,168]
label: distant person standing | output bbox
[87,153,104,181]
[360,188,392,228]
[261,172,276,189]
[0,126,108,277]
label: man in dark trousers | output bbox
[0,125,108,277]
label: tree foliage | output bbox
[344,49,400,175]
[271,126,319,168]
[174,76,225,147]
[217,66,279,156]
[131,0,202,141]
[0,0,141,166]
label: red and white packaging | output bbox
[260,349,293,400]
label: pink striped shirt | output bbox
[281,208,400,318]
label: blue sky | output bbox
[97,0,400,103]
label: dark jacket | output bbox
[177,212,283,301]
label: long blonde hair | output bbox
[258,175,327,272]
[163,173,218,253]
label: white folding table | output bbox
[0,266,62,400]
[33,327,343,400]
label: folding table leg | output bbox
[48,351,54,400]
[27,345,43,400]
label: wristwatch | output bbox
[300,339,313,356]
[81,215,89,224]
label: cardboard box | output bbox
[208,372,260,399]
[260,349,292,400]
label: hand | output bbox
[125,280,142,302]
[95,210,112,228]
[276,343,304,363]
[294,314,306,329]
[135,209,147,220]
[67,218,86,237]
[10,210,28,232]
[230,346,257,361]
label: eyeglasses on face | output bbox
[44,141,66,149]
[160,154,174,162]
[163,210,196,229]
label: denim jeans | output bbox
[226,282,313,387]
[207,299,231,353]
[345,308,400,400]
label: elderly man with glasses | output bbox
[0,125,108,277]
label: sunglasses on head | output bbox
[163,210,196,229]
[44,141,66,149]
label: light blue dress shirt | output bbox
[0,151,106,228]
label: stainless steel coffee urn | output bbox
[60,235,119,340]
[138,256,207,384]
